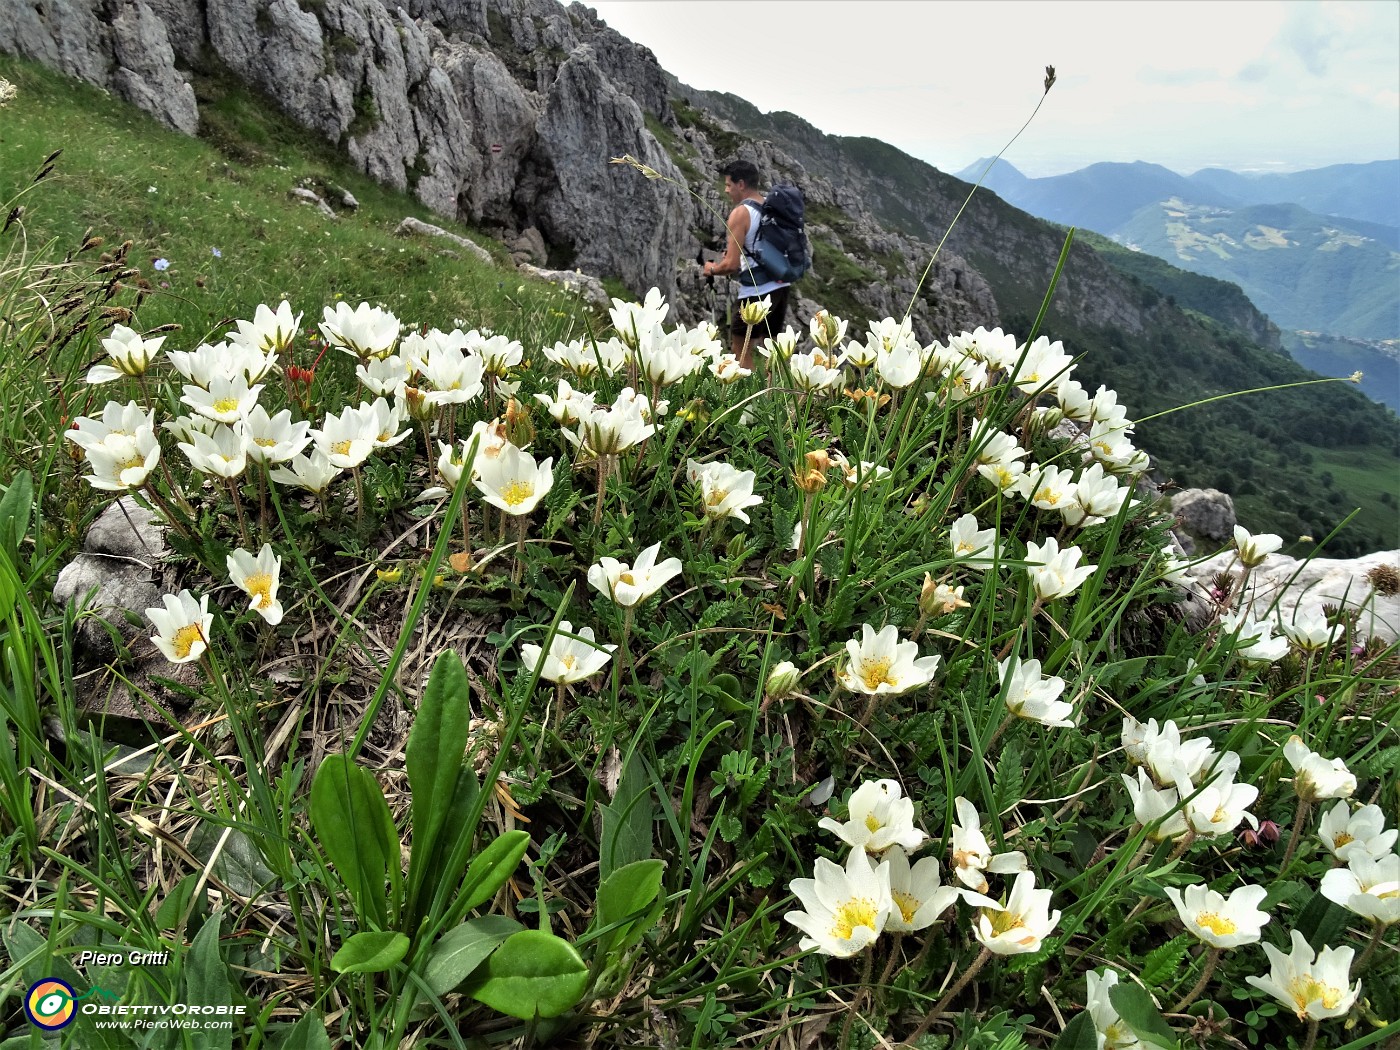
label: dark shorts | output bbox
[730,285,790,343]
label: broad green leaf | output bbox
[1108,982,1180,1050]
[331,931,410,974]
[184,911,234,1050]
[155,873,206,930]
[599,752,653,881]
[0,470,33,566]
[1295,888,1352,951]
[268,1012,333,1050]
[594,859,665,955]
[457,830,531,915]
[309,754,398,928]
[406,651,476,921]
[463,929,588,1020]
[2,922,138,1050]
[1053,1010,1100,1050]
[420,915,523,997]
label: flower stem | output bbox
[1170,946,1221,1013]
[1301,1019,1320,1050]
[225,476,252,547]
[901,947,993,1047]
[986,711,1016,751]
[1354,923,1387,973]
[1279,795,1311,874]
[511,515,526,586]
[593,455,609,526]
[839,946,875,1050]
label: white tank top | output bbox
[739,199,790,298]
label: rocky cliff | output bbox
[0,0,993,335]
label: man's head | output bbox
[720,159,761,203]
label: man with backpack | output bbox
[700,160,807,369]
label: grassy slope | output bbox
[0,58,586,366]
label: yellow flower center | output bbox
[171,623,204,660]
[244,572,273,608]
[499,479,535,506]
[829,897,879,941]
[618,572,636,587]
[1333,832,1354,848]
[1035,487,1061,505]
[987,909,1026,936]
[705,488,729,507]
[1288,976,1344,1014]
[331,440,354,457]
[117,453,146,474]
[1194,911,1237,937]
[860,658,897,691]
[213,397,241,415]
[892,890,920,925]
[559,653,576,670]
[864,813,884,834]
[255,437,277,448]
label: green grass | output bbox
[0,56,588,357]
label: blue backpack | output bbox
[740,183,809,286]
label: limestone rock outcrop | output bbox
[0,0,994,331]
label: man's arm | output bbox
[704,205,750,277]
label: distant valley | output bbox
[958,158,1400,409]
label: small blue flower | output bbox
[211,247,222,258]
[153,258,170,271]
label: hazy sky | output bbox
[587,0,1400,178]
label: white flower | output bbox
[1024,537,1096,601]
[1245,929,1361,1021]
[1085,969,1142,1050]
[1057,377,1094,422]
[242,406,311,465]
[765,660,801,701]
[269,451,341,494]
[1177,773,1258,839]
[587,543,682,607]
[998,656,1073,727]
[817,779,927,853]
[1283,736,1357,802]
[951,796,1028,893]
[1130,718,1214,787]
[757,325,800,360]
[835,624,940,696]
[875,342,922,388]
[178,424,248,479]
[884,846,964,933]
[87,324,165,383]
[228,300,301,354]
[534,378,596,427]
[313,405,378,470]
[473,444,554,516]
[787,351,845,393]
[167,341,272,388]
[356,353,412,398]
[146,590,213,664]
[1318,802,1398,863]
[636,327,706,387]
[542,337,624,378]
[1158,545,1194,587]
[950,326,1018,369]
[570,400,654,457]
[226,544,284,625]
[320,301,400,360]
[65,400,153,452]
[973,871,1061,955]
[709,353,752,384]
[686,458,762,524]
[477,333,524,378]
[180,376,264,424]
[82,425,162,492]
[839,337,879,369]
[1320,853,1400,925]
[1166,883,1270,949]
[948,512,999,570]
[1065,463,1129,528]
[519,621,615,684]
[784,847,893,958]
[1282,610,1337,653]
[362,397,412,449]
[1220,610,1290,664]
[1010,336,1074,395]
[608,288,669,351]
[1233,525,1282,567]
[1121,768,1189,842]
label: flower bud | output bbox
[765,660,800,701]
[739,296,771,326]
[919,574,968,616]
[810,310,847,352]
[504,398,535,448]
[402,385,435,422]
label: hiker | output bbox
[700,160,792,369]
